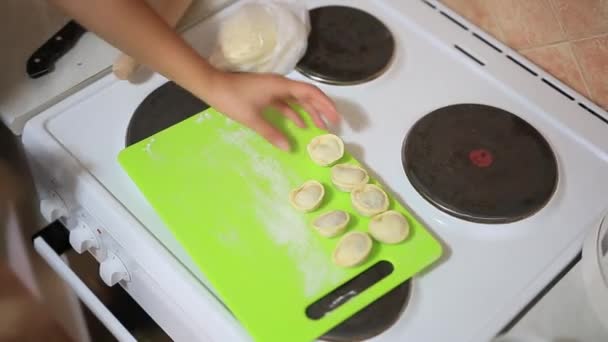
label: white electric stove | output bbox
[18,0,608,341]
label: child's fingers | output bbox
[297,98,333,130]
[291,83,340,124]
[246,115,290,151]
[296,100,326,130]
[273,101,305,128]
[308,107,328,130]
[311,97,340,124]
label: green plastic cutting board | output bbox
[118,107,443,342]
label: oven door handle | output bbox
[33,236,137,342]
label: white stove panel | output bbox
[23,0,608,341]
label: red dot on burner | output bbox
[469,149,493,168]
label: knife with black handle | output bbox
[26,20,87,79]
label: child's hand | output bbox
[205,71,340,151]
[48,0,337,151]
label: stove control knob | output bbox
[69,222,100,254]
[99,252,130,287]
[40,194,68,222]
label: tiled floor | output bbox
[441,0,608,111]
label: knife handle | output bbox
[27,20,87,79]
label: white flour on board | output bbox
[195,112,213,124]
[143,137,155,154]
[142,138,160,160]
[219,127,345,298]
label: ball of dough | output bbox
[217,4,278,66]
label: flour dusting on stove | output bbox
[220,127,344,298]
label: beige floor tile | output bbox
[520,42,590,97]
[490,0,564,49]
[551,0,608,40]
[571,34,608,110]
[441,0,504,41]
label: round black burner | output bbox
[296,6,395,85]
[402,104,558,224]
[125,81,209,146]
[321,281,411,342]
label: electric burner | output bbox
[402,104,558,224]
[296,6,395,85]
[322,280,411,342]
[125,81,209,146]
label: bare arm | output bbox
[49,0,217,101]
[48,0,340,150]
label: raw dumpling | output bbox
[351,184,390,217]
[312,210,350,238]
[331,163,369,192]
[369,210,410,244]
[289,180,325,212]
[307,134,345,166]
[333,231,373,268]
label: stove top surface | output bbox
[23,0,608,341]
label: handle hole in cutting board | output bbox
[305,261,394,320]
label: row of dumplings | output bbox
[288,134,410,268]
